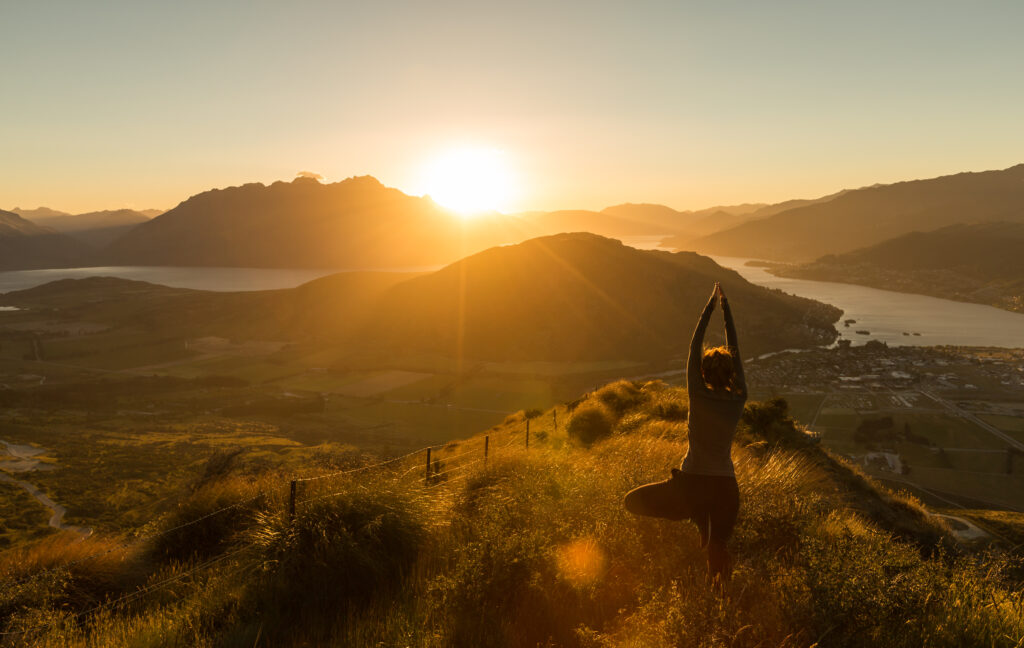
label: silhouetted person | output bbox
[624,282,746,584]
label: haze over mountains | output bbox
[4,163,1024,286]
[14,207,156,247]
[0,233,841,362]
[770,221,1024,313]
[0,209,90,270]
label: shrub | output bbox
[593,380,647,416]
[249,486,425,622]
[567,402,615,445]
[644,389,688,422]
[148,477,264,564]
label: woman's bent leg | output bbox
[624,469,693,521]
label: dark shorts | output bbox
[623,469,739,547]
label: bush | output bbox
[148,477,264,564]
[567,402,615,445]
[249,487,425,622]
[593,380,647,415]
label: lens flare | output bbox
[555,537,606,587]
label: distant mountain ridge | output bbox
[16,208,154,248]
[0,209,91,270]
[100,176,529,269]
[685,164,1024,261]
[769,221,1024,313]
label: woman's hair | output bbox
[701,346,735,391]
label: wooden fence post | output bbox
[526,419,530,449]
[553,409,557,429]
[425,447,432,484]
[484,435,489,464]
[288,480,297,521]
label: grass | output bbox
[2,382,1020,647]
[0,481,55,548]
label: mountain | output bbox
[515,209,678,238]
[684,164,1024,261]
[17,208,154,247]
[0,209,91,270]
[100,176,532,269]
[11,207,71,221]
[3,233,841,361]
[601,202,768,240]
[366,232,841,361]
[768,222,1024,313]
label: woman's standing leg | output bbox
[706,476,740,584]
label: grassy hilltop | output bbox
[2,381,1021,647]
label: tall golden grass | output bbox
[1,382,1021,647]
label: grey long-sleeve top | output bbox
[680,294,748,477]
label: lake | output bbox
[713,256,1024,349]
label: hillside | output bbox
[0,210,91,270]
[366,232,841,361]
[0,271,420,343]
[17,208,153,248]
[685,164,1024,261]
[766,222,1024,312]
[1,234,840,363]
[1,383,1020,647]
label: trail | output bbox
[0,440,93,538]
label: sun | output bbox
[420,147,516,216]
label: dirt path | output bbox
[0,440,93,538]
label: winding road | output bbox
[0,440,92,538]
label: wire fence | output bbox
[0,421,545,639]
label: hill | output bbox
[365,232,840,361]
[0,210,91,270]
[16,208,153,248]
[684,164,1024,261]
[1,384,1020,647]
[2,234,841,362]
[766,222,1024,312]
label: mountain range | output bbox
[14,207,157,247]
[5,163,1024,276]
[684,164,1024,261]
[0,210,90,270]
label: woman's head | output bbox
[701,346,735,390]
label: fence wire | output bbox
[0,427,528,636]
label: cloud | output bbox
[295,171,324,182]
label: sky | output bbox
[2,0,1023,214]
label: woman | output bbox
[624,282,747,583]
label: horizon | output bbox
[9,159,1024,218]
[4,1,1024,213]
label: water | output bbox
[0,265,431,294]
[714,256,1024,348]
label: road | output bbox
[917,389,1024,452]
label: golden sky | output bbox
[2,1,1023,214]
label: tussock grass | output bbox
[3,384,1023,647]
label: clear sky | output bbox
[3,0,1023,214]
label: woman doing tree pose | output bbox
[624,282,747,583]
